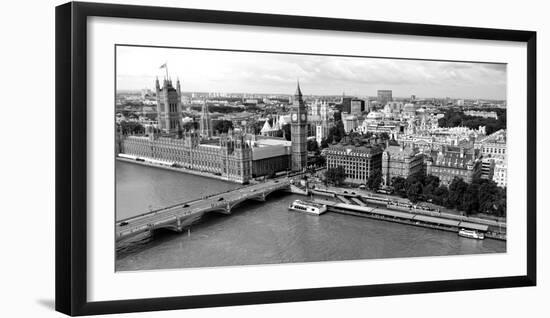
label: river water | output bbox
[115,161,506,271]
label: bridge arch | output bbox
[262,186,287,199]
[116,181,291,242]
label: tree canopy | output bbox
[391,174,506,216]
[437,108,506,135]
[326,121,345,143]
[119,121,145,135]
[325,166,346,186]
[307,139,320,153]
[182,121,198,132]
[367,169,382,190]
[213,120,234,134]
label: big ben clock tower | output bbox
[290,81,307,171]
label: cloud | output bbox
[116,46,507,99]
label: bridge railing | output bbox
[116,180,292,241]
[118,179,290,224]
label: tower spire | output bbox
[290,80,307,172]
[295,79,302,97]
[200,97,211,138]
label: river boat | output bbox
[458,228,485,240]
[288,200,327,215]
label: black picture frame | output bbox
[55,1,537,316]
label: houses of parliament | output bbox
[116,78,308,184]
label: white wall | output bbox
[0,0,547,317]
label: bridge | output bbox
[116,179,291,242]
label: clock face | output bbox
[301,114,306,121]
[292,113,298,121]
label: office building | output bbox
[381,144,424,185]
[377,90,393,106]
[325,143,383,185]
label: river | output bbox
[115,161,506,271]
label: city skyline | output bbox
[116,46,507,100]
[116,47,508,272]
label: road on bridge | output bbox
[116,179,290,242]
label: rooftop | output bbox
[428,147,480,168]
[326,143,383,155]
[384,145,418,157]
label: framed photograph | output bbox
[55,1,536,316]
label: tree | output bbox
[144,113,157,121]
[315,155,326,167]
[348,131,362,140]
[422,175,440,200]
[461,182,480,215]
[320,138,329,149]
[244,104,262,112]
[437,108,506,135]
[325,166,346,186]
[327,121,345,143]
[307,139,319,153]
[213,120,234,134]
[448,177,468,210]
[385,169,507,216]
[424,175,440,189]
[182,121,198,131]
[367,169,382,190]
[407,181,423,203]
[119,121,145,135]
[391,177,407,198]
[477,179,506,217]
[336,121,346,140]
[432,185,450,207]
[494,188,507,217]
[379,132,390,141]
[333,111,342,122]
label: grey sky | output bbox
[116,46,507,100]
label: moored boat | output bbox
[288,200,327,215]
[458,228,485,240]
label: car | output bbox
[182,204,189,208]
[343,190,348,194]
[218,197,224,201]
[250,189,257,192]
[119,221,129,227]
[274,180,279,183]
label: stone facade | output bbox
[290,82,307,171]
[425,146,482,185]
[155,78,182,134]
[119,130,295,183]
[476,129,507,187]
[343,115,359,133]
[199,99,212,138]
[325,143,383,185]
[381,144,424,185]
[252,155,290,177]
[377,90,393,105]
[309,100,332,145]
[121,131,252,183]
